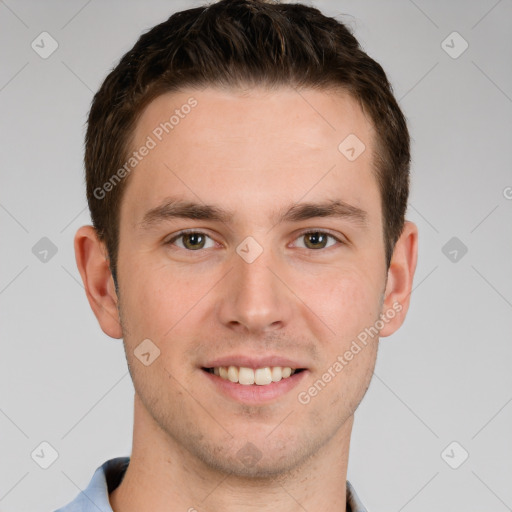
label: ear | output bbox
[74,225,123,339]
[379,221,418,337]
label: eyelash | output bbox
[165,229,344,252]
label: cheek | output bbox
[119,260,220,370]
[310,268,383,340]
[327,344,377,411]
[118,259,179,340]
[118,226,184,301]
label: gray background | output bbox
[1,0,511,511]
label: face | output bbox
[100,86,410,476]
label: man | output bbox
[57,0,418,510]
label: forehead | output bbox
[122,86,380,228]
[134,85,373,154]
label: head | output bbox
[75,0,417,477]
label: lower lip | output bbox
[201,369,309,404]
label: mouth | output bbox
[200,355,309,403]
[202,366,306,386]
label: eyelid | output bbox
[165,228,345,251]
[291,229,345,248]
[165,228,216,246]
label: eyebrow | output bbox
[140,197,368,230]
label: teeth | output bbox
[227,365,238,383]
[239,367,255,385]
[254,367,272,385]
[271,366,282,382]
[209,366,297,385]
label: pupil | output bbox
[306,232,326,249]
[185,233,204,249]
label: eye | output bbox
[292,230,342,250]
[165,229,343,252]
[166,230,216,251]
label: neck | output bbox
[110,394,353,512]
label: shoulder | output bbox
[53,457,130,512]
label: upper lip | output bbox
[202,355,308,370]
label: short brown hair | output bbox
[85,0,410,284]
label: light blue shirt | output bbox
[55,457,368,512]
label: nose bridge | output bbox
[218,237,291,333]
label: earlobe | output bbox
[74,225,123,339]
[379,221,418,338]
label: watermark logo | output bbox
[31,441,59,469]
[32,237,58,263]
[134,338,161,366]
[441,441,469,469]
[442,236,468,263]
[236,236,264,264]
[31,32,59,59]
[236,442,263,467]
[441,31,469,59]
[93,97,198,200]
[338,134,366,162]
[297,302,402,405]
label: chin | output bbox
[183,432,317,480]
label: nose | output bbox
[215,242,293,335]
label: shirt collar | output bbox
[55,457,367,512]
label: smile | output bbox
[203,366,304,386]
